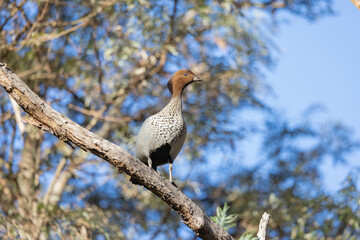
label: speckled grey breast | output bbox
[135,96,186,164]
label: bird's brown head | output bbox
[167,69,202,97]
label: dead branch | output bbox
[0,62,234,240]
[257,212,270,240]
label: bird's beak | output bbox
[192,75,202,82]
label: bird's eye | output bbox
[184,73,188,76]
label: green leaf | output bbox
[211,203,238,231]
[238,233,258,240]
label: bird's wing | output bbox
[135,118,154,162]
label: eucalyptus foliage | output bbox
[1,0,359,239]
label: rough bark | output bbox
[0,62,234,240]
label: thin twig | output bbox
[43,157,67,205]
[68,104,131,124]
[9,96,25,138]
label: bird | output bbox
[131,69,202,187]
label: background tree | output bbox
[0,0,359,239]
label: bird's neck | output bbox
[162,95,182,114]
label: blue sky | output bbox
[174,0,360,194]
[265,0,360,191]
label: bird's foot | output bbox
[147,157,152,169]
[171,181,178,188]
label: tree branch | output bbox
[351,0,360,10]
[257,212,270,240]
[0,62,234,240]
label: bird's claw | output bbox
[171,181,178,188]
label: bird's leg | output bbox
[169,163,173,182]
[169,163,178,187]
[147,157,152,168]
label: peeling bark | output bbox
[0,63,234,240]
